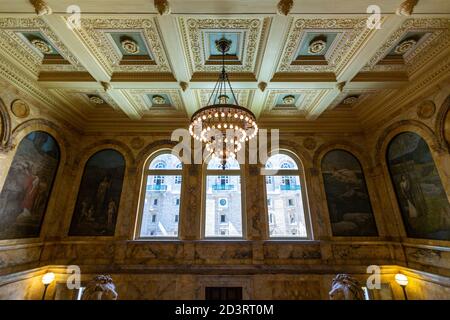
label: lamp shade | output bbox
[42,272,55,285]
[395,273,408,286]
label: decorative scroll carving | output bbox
[329,274,364,300]
[396,0,419,16]
[154,0,171,15]
[81,275,118,300]
[29,0,52,16]
[277,0,294,16]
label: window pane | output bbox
[149,153,182,170]
[207,157,240,170]
[205,175,242,237]
[139,175,181,237]
[265,154,298,170]
[265,175,307,237]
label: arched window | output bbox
[263,152,311,238]
[204,156,244,238]
[387,132,450,241]
[137,151,183,238]
[0,131,60,240]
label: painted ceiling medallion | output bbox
[121,37,140,55]
[282,95,296,105]
[152,95,166,105]
[30,38,52,54]
[189,37,258,169]
[308,38,327,55]
[343,95,359,105]
[89,95,105,105]
[417,100,436,119]
[10,100,30,118]
[394,38,417,55]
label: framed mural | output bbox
[0,131,60,240]
[321,150,378,236]
[69,149,125,236]
[387,132,450,241]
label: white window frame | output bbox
[135,149,183,240]
[262,150,313,240]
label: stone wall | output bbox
[0,81,449,299]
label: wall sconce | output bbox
[395,273,409,300]
[41,272,55,300]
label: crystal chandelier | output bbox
[189,37,258,169]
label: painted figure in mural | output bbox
[69,149,125,236]
[321,150,378,236]
[107,199,117,229]
[0,131,60,240]
[399,174,419,218]
[387,132,450,240]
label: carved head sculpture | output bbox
[329,274,365,300]
[81,275,118,300]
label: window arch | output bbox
[387,132,450,241]
[203,156,244,238]
[263,152,311,239]
[137,151,183,238]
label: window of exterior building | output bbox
[204,157,243,238]
[263,152,311,239]
[137,152,183,238]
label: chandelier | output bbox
[189,37,258,169]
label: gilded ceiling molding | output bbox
[127,89,184,113]
[154,0,171,15]
[277,18,372,74]
[263,89,328,115]
[396,0,419,16]
[362,19,450,75]
[0,17,85,75]
[0,97,13,152]
[29,0,52,16]
[135,140,177,167]
[277,0,294,16]
[179,17,269,74]
[79,18,171,73]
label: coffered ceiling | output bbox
[0,0,449,132]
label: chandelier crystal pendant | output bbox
[189,37,258,169]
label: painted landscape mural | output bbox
[387,132,450,240]
[321,150,378,236]
[0,131,60,239]
[69,149,125,236]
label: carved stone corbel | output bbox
[258,82,267,92]
[154,0,171,15]
[277,0,294,16]
[396,0,419,16]
[179,81,189,92]
[29,0,52,16]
